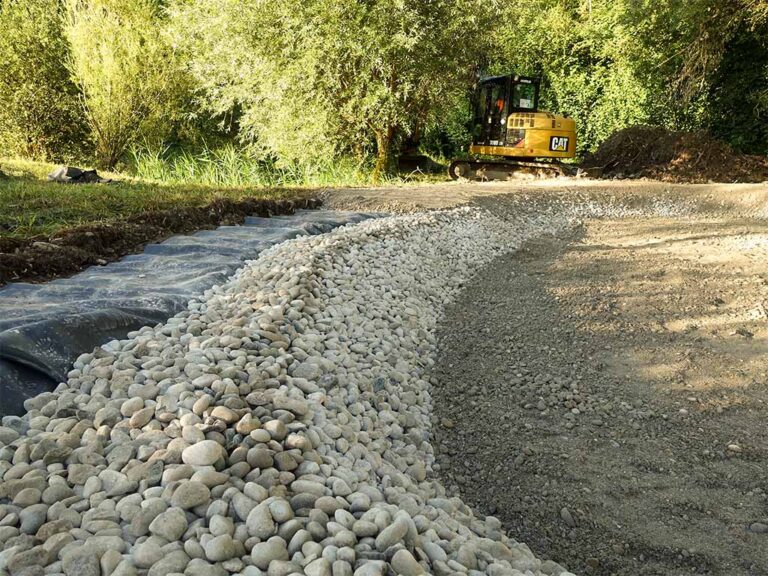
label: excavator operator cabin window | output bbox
[490,83,506,118]
[512,83,536,111]
[474,85,489,138]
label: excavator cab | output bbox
[473,75,540,147]
[450,73,576,180]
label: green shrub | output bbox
[65,0,192,169]
[0,0,88,161]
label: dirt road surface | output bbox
[322,178,768,215]
[333,180,768,575]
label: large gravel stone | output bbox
[182,441,224,466]
[203,534,237,562]
[62,549,100,576]
[305,557,332,576]
[246,502,275,539]
[147,550,189,576]
[19,504,48,534]
[250,537,288,570]
[149,507,188,541]
[171,481,211,509]
[391,549,425,576]
[134,540,163,568]
[374,518,408,551]
[0,426,20,444]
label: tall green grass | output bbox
[129,144,373,187]
[0,156,304,239]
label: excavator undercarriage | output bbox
[448,158,577,180]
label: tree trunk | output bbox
[373,124,396,183]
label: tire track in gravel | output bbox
[432,219,768,576]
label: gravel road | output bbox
[322,178,768,216]
[432,196,768,576]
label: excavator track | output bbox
[448,159,577,181]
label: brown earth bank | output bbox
[581,126,768,183]
[431,203,768,576]
[0,197,321,286]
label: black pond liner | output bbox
[0,209,380,417]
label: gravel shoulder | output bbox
[432,211,768,575]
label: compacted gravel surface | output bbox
[433,203,768,576]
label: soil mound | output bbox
[582,126,768,183]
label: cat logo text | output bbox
[549,136,569,152]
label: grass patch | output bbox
[129,144,373,188]
[128,144,448,188]
[0,157,307,239]
[1,151,447,241]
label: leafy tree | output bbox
[65,0,191,168]
[0,0,87,160]
[168,0,341,167]
[171,0,492,180]
[318,0,493,179]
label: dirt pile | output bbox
[582,126,768,183]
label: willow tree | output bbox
[0,0,86,160]
[319,0,494,178]
[167,0,340,168]
[65,0,190,168]
[172,0,491,180]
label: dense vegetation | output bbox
[1,0,766,182]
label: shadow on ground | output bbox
[431,212,768,576]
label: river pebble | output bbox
[0,208,579,576]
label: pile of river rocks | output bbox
[0,208,575,576]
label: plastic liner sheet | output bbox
[0,210,378,416]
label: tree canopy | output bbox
[172,0,492,178]
[0,0,87,160]
[1,0,766,173]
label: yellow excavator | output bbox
[449,74,577,180]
